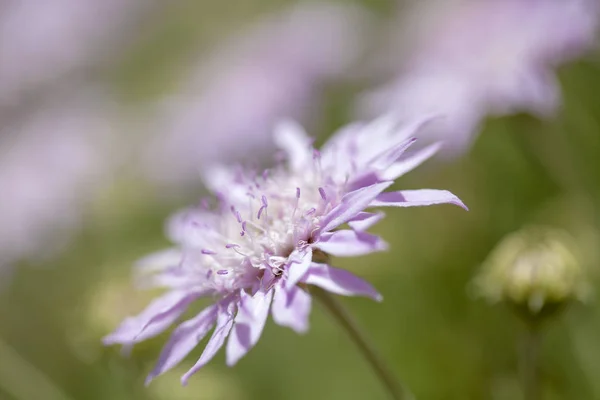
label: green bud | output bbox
[473,226,590,320]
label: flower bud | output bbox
[473,226,589,319]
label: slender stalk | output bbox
[520,323,542,400]
[311,286,413,400]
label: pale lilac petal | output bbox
[103,290,198,345]
[320,181,393,233]
[367,137,417,171]
[274,120,313,172]
[135,248,182,273]
[286,248,313,287]
[315,230,388,257]
[380,142,442,181]
[303,263,382,301]
[272,284,312,333]
[181,301,236,385]
[370,189,468,210]
[133,249,188,289]
[345,137,417,191]
[226,289,273,366]
[145,305,218,384]
[347,211,385,231]
[365,115,437,171]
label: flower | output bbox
[141,2,370,190]
[358,0,599,154]
[0,89,117,275]
[473,226,590,319]
[0,0,153,108]
[104,116,467,385]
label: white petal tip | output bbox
[454,199,469,211]
[225,356,239,368]
[292,323,310,335]
[374,294,383,302]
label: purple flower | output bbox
[0,0,153,108]
[359,0,599,154]
[0,90,116,273]
[141,3,370,189]
[104,116,467,385]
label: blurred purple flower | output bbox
[0,0,152,107]
[359,0,599,154]
[142,3,370,189]
[104,116,466,384]
[0,90,117,271]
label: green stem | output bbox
[521,324,542,400]
[311,286,413,400]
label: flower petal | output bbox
[226,289,273,366]
[370,189,468,210]
[103,290,198,346]
[381,142,442,181]
[272,284,312,333]
[145,305,218,384]
[347,211,385,231]
[274,119,312,171]
[181,301,236,385]
[315,230,388,257]
[320,181,393,233]
[303,263,382,301]
[286,248,313,287]
[367,137,417,172]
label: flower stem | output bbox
[311,286,413,400]
[520,323,542,400]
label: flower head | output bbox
[359,0,599,154]
[142,3,370,189]
[104,116,467,384]
[473,226,590,319]
[0,89,115,274]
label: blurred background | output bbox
[1,0,599,399]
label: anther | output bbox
[318,187,327,201]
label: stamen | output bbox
[201,249,216,255]
[318,187,327,201]
[244,220,267,233]
[225,243,247,257]
[217,270,229,275]
[257,205,266,220]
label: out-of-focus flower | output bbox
[0,90,117,272]
[104,116,467,384]
[142,3,370,189]
[0,0,153,108]
[473,226,590,319]
[359,0,599,154]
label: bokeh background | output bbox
[1,0,600,399]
